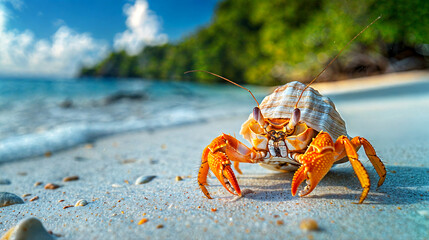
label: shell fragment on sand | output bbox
[75,199,88,207]
[44,183,60,190]
[299,218,319,231]
[0,192,24,208]
[135,175,157,185]
[63,176,79,182]
[1,217,54,240]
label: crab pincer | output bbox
[198,135,242,199]
[291,131,336,197]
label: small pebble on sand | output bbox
[175,176,183,181]
[75,199,88,207]
[63,176,79,182]
[299,218,319,231]
[45,183,60,190]
[44,151,52,157]
[30,196,39,202]
[0,217,54,240]
[22,193,31,198]
[138,218,148,225]
[135,175,157,185]
[34,181,43,187]
[0,179,11,185]
[156,224,164,229]
[44,183,60,190]
[0,192,24,208]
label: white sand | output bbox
[1,71,429,239]
[313,70,429,95]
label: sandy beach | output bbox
[1,71,429,239]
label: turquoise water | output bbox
[3,76,428,162]
[0,77,269,161]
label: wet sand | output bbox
[1,71,428,239]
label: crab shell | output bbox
[240,81,348,170]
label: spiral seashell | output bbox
[252,81,347,140]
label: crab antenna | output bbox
[294,16,381,109]
[184,70,260,107]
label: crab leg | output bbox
[337,136,371,204]
[351,137,386,187]
[222,134,267,163]
[198,147,212,198]
[335,136,386,189]
[222,134,266,175]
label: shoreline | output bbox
[312,70,429,95]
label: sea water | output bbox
[3,75,428,162]
[0,77,270,162]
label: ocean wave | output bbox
[0,77,268,162]
[0,107,205,162]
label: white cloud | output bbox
[0,3,108,77]
[114,0,167,55]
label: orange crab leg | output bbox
[335,136,386,188]
[351,137,386,187]
[233,162,243,175]
[223,133,266,175]
[338,136,371,204]
[198,147,212,198]
[222,134,266,163]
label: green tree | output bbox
[80,0,429,85]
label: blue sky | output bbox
[0,0,219,77]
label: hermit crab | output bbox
[188,17,386,204]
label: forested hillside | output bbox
[80,0,429,85]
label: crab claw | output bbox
[214,162,241,196]
[205,148,241,197]
[291,131,336,197]
[291,157,334,197]
[291,165,307,196]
